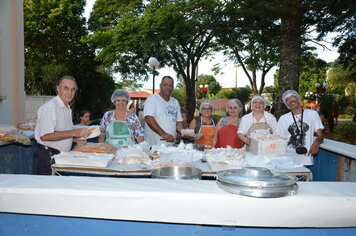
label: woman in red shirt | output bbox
[213,99,243,149]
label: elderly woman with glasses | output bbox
[213,99,243,149]
[98,89,144,147]
[238,95,277,147]
[189,101,216,147]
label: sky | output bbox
[84,0,339,90]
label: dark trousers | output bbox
[33,143,60,175]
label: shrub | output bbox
[334,122,356,144]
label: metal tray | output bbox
[217,180,298,198]
[216,167,298,198]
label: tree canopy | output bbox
[24,0,115,119]
[196,74,221,99]
[315,0,355,71]
[299,55,329,98]
[22,0,355,120]
[327,62,356,121]
[217,0,280,95]
[217,86,252,114]
[88,0,226,120]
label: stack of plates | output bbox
[216,167,298,198]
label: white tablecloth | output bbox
[1,174,356,227]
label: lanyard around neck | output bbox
[292,109,304,144]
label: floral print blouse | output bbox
[99,111,144,142]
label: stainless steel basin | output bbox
[151,166,202,180]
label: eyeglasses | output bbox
[201,108,212,111]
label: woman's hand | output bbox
[137,136,144,143]
[238,133,250,145]
[74,137,87,146]
[98,134,105,143]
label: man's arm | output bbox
[145,116,175,142]
[308,129,324,156]
[40,128,91,141]
[176,121,183,134]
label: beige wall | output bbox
[25,96,54,120]
[0,0,25,125]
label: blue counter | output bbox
[1,213,355,236]
[1,175,356,236]
[0,139,35,174]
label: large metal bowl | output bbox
[216,167,298,198]
[151,166,202,180]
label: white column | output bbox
[0,0,25,124]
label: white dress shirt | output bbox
[35,96,74,152]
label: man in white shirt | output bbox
[275,90,324,165]
[34,76,91,175]
[143,76,183,146]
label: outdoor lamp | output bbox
[199,84,208,98]
[148,57,160,94]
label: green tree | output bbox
[217,87,251,115]
[315,0,355,72]
[24,0,87,94]
[328,63,356,121]
[264,85,278,113]
[196,74,221,99]
[299,56,329,98]
[218,0,280,95]
[171,89,187,108]
[87,0,225,121]
[24,0,115,119]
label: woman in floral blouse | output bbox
[98,89,144,146]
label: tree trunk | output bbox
[185,78,196,123]
[252,71,258,94]
[259,73,266,95]
[275,0,302,119]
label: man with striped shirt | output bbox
[33,76,91,175]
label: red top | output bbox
[215,125,242,149]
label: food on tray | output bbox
[53,152,115,168]
[149,150,161,160]
[181,129,195,137]
[16,119,36,131]
[124,157,142,165]
[72,142,117,154]
[147,142,204,167]
[85,125,101,139]
[151,161,192,168]
[116,144,152,165]
[205,147,245,172]
[0,126,31,145]
[249,130,286,157]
